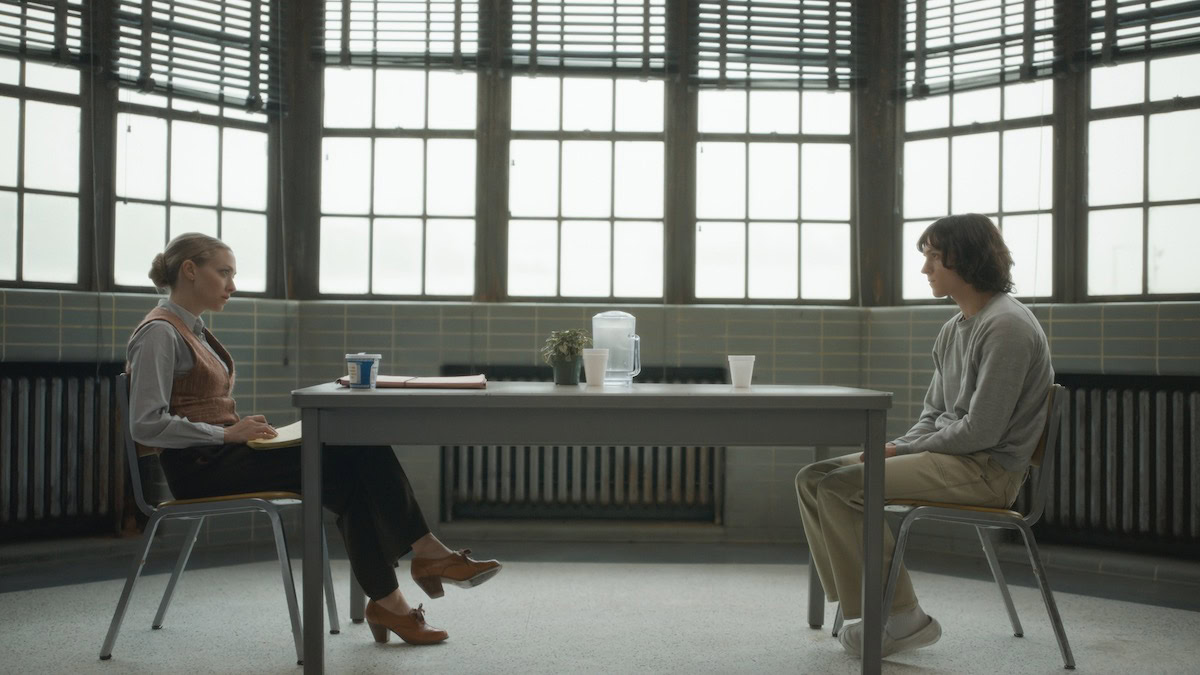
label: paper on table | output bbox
[247,420,302,449]
[334,374,487,389]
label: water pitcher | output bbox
[592,311,641,385]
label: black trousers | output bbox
[160,443,430,600]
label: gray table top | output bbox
[292,381,892,411]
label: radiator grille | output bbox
[0,363,126,539]
[1015,375,1200,554]
[440,365,726,523]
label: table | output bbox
[293,381,891,674]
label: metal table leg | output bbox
[807,445,832,629]
[860,410,886,675]
[301,409,324,672]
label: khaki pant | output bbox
[795,450,1026,620]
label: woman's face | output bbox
[183,248,237,312]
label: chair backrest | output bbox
[1024,383,1067,525]
[116,373,158,518]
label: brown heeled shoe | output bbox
[410,548,502,599]
[364,601,448,645]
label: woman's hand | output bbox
[858,443,898,463]
[224,415,278,444]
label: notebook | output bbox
[247,420,302,449]
[334,374,488,389]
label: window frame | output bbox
[898,86,1056,305]
[1082,56,1200,301]
[505,73,669,302]
[317,66,480,300]
[692,87,859,305]
[109,95,273,296]
[0,58,86,291]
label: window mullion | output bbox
[1055,0,1088,303]
[16,97,25,282]
[663,0,696,304]
[1141,74,1150,295]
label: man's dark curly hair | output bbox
[917,214,1014,294]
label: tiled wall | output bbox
[294,301,865,387]
[2,289,1197,547]
[865,302,1200,440]
[0,289,302,424]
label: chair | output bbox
[100,374,341,666]
[831,384,1075,669]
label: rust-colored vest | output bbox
[127,306,239,456]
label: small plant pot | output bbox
[551,356,583,385]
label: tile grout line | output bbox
[1155,302,1161,377]
[56,291,63,361]
[1100,303,1105,374]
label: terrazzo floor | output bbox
[2,542,1198,674]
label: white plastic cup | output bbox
[728,355,755,388]
[345,352,381,389]
[582,348,609,387]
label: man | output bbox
[795,213,1053,658]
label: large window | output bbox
[899,0,1057,301]
[690,0,856,303]
[8,0,1194,305]
[507,75,665,298]
[694,89,853,301]
[901,81,1055,300]
[0,57,81,285]
[113,91,270,292]
[319,67,477,296]
[1086,53,1200,297]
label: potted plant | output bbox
[540,329,592,385]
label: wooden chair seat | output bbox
[159,491,302,508]
[885,498,1022,519]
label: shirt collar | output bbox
[158,298,206,337]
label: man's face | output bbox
[920,244,967,299]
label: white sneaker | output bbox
[838,616,942,658]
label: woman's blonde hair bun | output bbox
[148,232,230,291]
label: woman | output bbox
[127,232,500,646]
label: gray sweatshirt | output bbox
[892,293,1053,472]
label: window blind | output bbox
[691,0,857,90]
[905,0,1062,97]
[509,0,667,75]
[0,0,84,66]
[112,0,281,111]
[322,0,482,69]
[1090,0,1200,63]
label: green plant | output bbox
[540,329,592,364]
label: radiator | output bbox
[440,365,726,523]
[0,363,126,539]
[1014,375,1200,553]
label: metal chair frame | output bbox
[100,374,340,665]
[831,384,1075,670]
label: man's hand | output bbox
[858,442,898,463]
[225,415,277,444]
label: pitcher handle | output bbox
[630,334,641,379]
